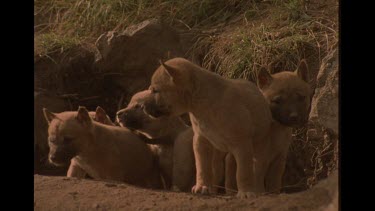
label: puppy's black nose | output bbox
[116,110,126,118]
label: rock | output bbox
[313,171,338,211]
[305,48,339,187]
[94,19,184,102]
[313,170,338,198]
[105,183,118,187]
[308,48,339,136]
[282,49,339,192]
[34,45,97,96]
[322,190,338,211]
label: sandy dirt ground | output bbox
[34,172,337,211]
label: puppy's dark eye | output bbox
[63,137,74,144]
[135,104,141,109]
[271,96,282,104]
[151,87,159,94]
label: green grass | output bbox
[35,0,338,76]
[35,32,81,56]
[198,3,337,80]
[35,0,252,39]
[34,0,255,55]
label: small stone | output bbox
[105,183,117,187]
[120,185,127,189]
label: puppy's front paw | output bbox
[236,191,256,199]
[191,185,209,195]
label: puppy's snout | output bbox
[116,110,142,129]
[116,110,129,123]
[116,110,126,118]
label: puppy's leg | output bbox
[265,152,287,193]
[253,157,267,194]
[158,146,173,190]
[172,136,195,192]
[67,159,87,178]
[160,167,172,190]
[232,142,256,199]
[191,134,213,195]
[211,149,226,194]
[149,167,165,189]
[225,153,237,195]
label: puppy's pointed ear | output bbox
[295,59,309,82]
[257,66,273,90]
[95,106,108,124]
[76,106,92,126]
[43,108,56,125]
[159,59,179,81]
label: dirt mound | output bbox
[34,171,337,211]
[34,19,183,119]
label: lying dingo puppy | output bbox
[67,106,116,178]
[142,58,273,198]
[43,106,162,189]
[116,90,195,192]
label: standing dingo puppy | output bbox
[142,58,272,198]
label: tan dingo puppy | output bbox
[142,58,272,198]
[225,60,313,194]
[116,90,195,192]
[67,106,116,178]
[43,106,162,189]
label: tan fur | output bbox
[88,106,115,126]
[224,60,312,194]
[67,159,87,178]
[142,58,273,198]
[117,90,195,192]
[43,106,162,189]
[66,106,115,178]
